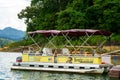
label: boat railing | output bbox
[22,47,101,57]
[23,52,100,58]
[66,45,97,49]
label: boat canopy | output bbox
[28,29,111,36]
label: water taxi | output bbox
[11,29,113,74]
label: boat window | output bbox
[48,65,54,68]
[39,65,44,67]
[58,66,64,68]
[79,67,85,69]
[90,67,95,69]
[30,65,35,67]
[69,66,74,69]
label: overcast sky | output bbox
[0,0,31,31]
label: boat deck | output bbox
[11,62,112,74]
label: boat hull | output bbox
[11,62,105,74]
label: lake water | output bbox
[0,52,118,80]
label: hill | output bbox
[0,27,25,41]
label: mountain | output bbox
[0,27,25,41]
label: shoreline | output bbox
[0,45,120,53]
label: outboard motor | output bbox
[16,56,22,62]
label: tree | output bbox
[18,0,120,34]
[17,0,120,45]
[86,0,120,33]
[56,7,87,29]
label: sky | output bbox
[0,0,31,31]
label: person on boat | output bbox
[66,57,73,63]
[53,49,57,63]
[93,50,98,56]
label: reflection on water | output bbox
[12,71,109,80]
[0,52,119,80]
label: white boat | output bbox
[11,29,113,74]
[12,62,107,74]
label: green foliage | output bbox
[86,0,120,33]
[0,38,13,47]
[16,0,120,46]
[7,39,32,48]
[18,0,120,33]
[111,34,120,45]
[56,7,87,29]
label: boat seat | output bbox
[56,49,62,54]
[42,48,53,55]
[62,48,70,55]
[71,50,80,54]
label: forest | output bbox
[17,0,120,47]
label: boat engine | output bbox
[16,56,22,62]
